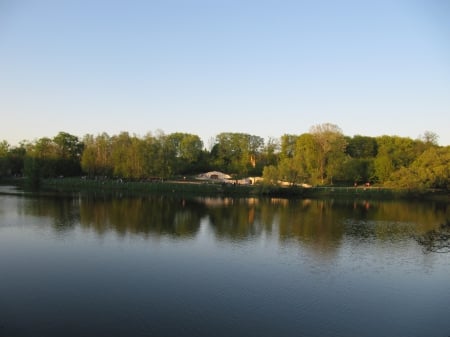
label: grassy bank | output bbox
[2,177,448,201]
[41,177,257,197]
[31,178,448,201]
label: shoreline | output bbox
[2,177,448,202]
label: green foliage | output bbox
[23,156,42,189]
[280,134,297,159]
[23,132,83,178]
[262,165,279,185]
[0,140,9,177]
[166,132,204,174]
[211,132,264,177]
[53,132,84,176]
[2,126,448,192]
[278,157,299,185]
[260,137,279,166]
[8,145,26,176]
[0,140,26,177]
[346,135,377,158]
[339,158,375,183]
[374,155,394,183]
[376,136,419,168]
[386,146,450,189]
[309,123,348,184]
[373,135,433,184]
[81,133,113,177]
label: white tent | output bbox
[196,171,232,181]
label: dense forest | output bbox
[0,123,449,189]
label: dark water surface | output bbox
[0,187,449,337]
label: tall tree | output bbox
[420,131,439,146]
[7,144,27,176]
[0,141,10,176]
[292,133,317,185]
[262,165,279,185]
[276,134,299,185]
[110,132,140,178]
[166,133,203,174]
[258,137,279,174]
[53,131,83,176]
[81,133,113,177]
[386,146,450,189]
[374,135,423,183]
[53,132,83,160]
[279,134,298,159]
[213,132,264,176]
[81,134,97,177]
[309,123,347,184]
[159,131,177,179]
[27,137,57,178]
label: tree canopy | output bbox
[1,126,448,190]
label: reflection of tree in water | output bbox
[206,198,269,240]
[20,193,449,253]
[416,220,450,253]
[204,198,449,257]
[20,195,79,232]
[205,198,346,254]
[276,199,449,255]
[79,196,206,238]
[277,199,346,256]
[343,200,449,242]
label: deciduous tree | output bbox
[309,123,347,184]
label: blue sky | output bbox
[1,0,449,146]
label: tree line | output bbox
[0,124,448,189]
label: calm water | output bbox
[0,187,449,337]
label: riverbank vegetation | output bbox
[1,124,448,193]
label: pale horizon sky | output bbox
[1,0,449,147]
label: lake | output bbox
[0,186,449,337]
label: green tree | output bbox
[309,123,348,184]
[275,134,300,185]
[110,132,144,179]
[140,133,160,178]
[326,148,347,184]
[212,132,264,176]
[339,158,374,184]
[53,132,83,160]
[374,155,394,183]
[261,137,279,166]
[0,140,10,177]
[346,135,377,158]
[7,144,27,176]
[279,134,297,159]
[33,137,56,158]
[27,137,57,178]
[166,133,203,174]
[53,131,84,176]
[155,131,176,179]
[278,157,299,186]
[81,134,96,177]
[374,135,423,183]
[262,165,279,185]
[387,146,450,189]
[81,133,113,177]
[23,156,42,189]
[291,133,317,185]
